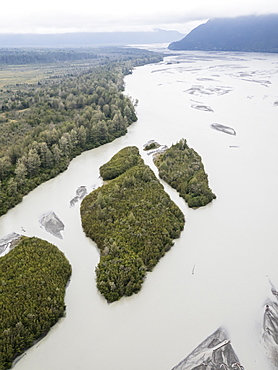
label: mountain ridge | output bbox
[0,30,184,48]
[168,14,278,53]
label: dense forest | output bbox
[0,47,163,216]
[0,236,72,370]
[0,47,162,65]
[154,139,216,207]
[80,146,185,302]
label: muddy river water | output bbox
[1,49,278,369]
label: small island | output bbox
[0,236,71,370]
[143,140,161,151]
[211,123,236,135]
[153,138,216,208]
[80,146,185,302]
[39,211,65,239]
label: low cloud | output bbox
[0,1,277,34]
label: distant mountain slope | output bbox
[0,30,184,48]
[168,14,278,53]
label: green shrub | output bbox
[99,146,143,180]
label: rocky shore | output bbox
[262,285,278,367]
[211,123,236,135]
[39,211,65,239]
[70,185,88,207]
[0,232,21,257]
[172,328,244,369]
[143,140,168,156]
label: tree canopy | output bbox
[80,146,185,302]
[154,138,216,208]
[0,48,163,217]
[0,236,71,370]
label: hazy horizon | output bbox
[2,0,278,35]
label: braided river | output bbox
[2,49,278,369]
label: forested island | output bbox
[80,146,185,302]
[0,47,163,216]
[0,236,72,370]
[154,139,216,208]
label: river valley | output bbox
[1,49,278,369]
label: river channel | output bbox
[2,49,278,369]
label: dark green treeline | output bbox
[0,236,72,370]
[154,138,216,208]
[0,48,162,217]
[80,146,185,302]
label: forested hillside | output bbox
[0,48,162,216]
[169,14,278,53]
[80,147,185,302]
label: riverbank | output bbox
[5,50,278,370]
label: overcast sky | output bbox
[1,0,278,34]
